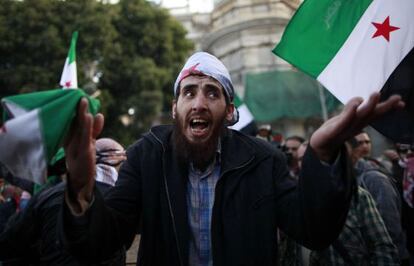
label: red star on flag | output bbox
[372,16,400,42]
[179,63,202,82]
[65,81,72,87]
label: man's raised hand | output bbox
[64,98,104,214]
[310,92,404,162]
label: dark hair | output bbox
[285,135,305,144]
[347,131,368,148]
[347,136,359,148]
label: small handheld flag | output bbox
[60,31,78,89]
[0,89,99,184]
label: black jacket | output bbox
[60,125,354,266]
[0,182,125,265]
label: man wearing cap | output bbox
[61,52,405,266]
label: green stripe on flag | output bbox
[273,0,372,77]
[40,90,99,161]
[233,94,243,107]
[4,89,99,161]
[68,31,78,64]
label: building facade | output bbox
[169,1,391,145]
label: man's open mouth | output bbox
[189,118,210,135]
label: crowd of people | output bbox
[259,127,414,265]
[0,138,127,265]
[0,51,412,266]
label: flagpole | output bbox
[318,83,328,122]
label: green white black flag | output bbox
[273,0,414,143]
[230,94,257,135]
[0,89,99,184]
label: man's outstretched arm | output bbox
[64,98,104,214]
[275,92,404,249]
[60,98,142,262]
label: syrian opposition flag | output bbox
[230,94,257,136]
[273,0,414,143]
[60,31,78,89]
[0,89,99,184]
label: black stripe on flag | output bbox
[239,121,257,137]
[371,48,414,144]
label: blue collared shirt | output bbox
[187,154,221,266]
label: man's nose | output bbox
[192,93,208,111]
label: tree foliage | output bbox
[0,0,193,145]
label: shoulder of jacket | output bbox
[124,126,173,163]
[34,182,66,207]
[358,186,373,200]
[228,129,283,159]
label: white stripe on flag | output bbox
[3,100,28,118]
[230,104,254,131]
[60,59,78,89]
[0,109,47,184]
[318,0,414,103]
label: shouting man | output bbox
[61,52,404,266]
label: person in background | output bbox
[348,135,410,264]
[390,143,414,265]
[19,190,31,210]
[309,140,399,265]
[309,184,399,265]
[95,138,127,191]
[0,178,19,233]
[271,132,284,149]
[0,138,127,265]
[352,131,372,159]
[255,124,272,142]
[283,135,305,178]
[353,131,393,175]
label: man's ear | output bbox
[172,100,177,119]
[226,103,235,122]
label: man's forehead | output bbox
[286,139,301,146]
[355,133,370,140]
[179,75,224,90]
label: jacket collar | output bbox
[149,125,265,175]
[219,130,257,175]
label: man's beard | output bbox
[173,112,226,171]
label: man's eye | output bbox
[208,91,219,98]
[184,91,193,97]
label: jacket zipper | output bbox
[150,131,185,266]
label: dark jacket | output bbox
[60,125,354,266]
[355,159,409,260]
[0,197,17,234]
[0,164,34,194]
[0,182,125,265]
